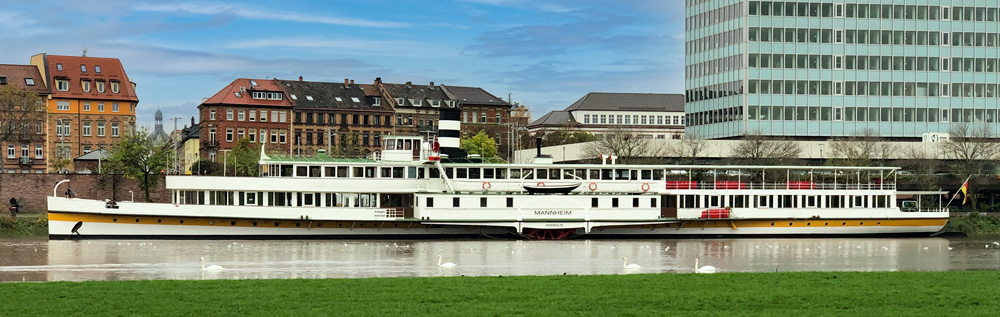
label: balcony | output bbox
[18,156,32,165]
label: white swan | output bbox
[438,255,456,267]
[622,257,641,269]
[201,257,224,271]
[695,258,717,273]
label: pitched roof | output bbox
[0,64,47,93]
[380,82,454,108]
[564,92,684,112]
[73,149,109,161]
[441,85,511,108]
[43,54,139,102]
[276,79,386,110]
[527,110,578,128]
[201,78,290,107]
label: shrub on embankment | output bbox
[0,213,47,237]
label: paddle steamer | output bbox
[47,112,949,239]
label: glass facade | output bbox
[685,0,1000,139]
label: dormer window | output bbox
[80,65,87,73]
[267,92,281,100]
[351,97,360,103]
[252,91,265,99]
[96,81,105,93]
[95,65,101,73]
[24,78,34,86]
[445,100,456,107]
[373,97,381,106]
[56,79,69,91]
[82,81,91,92]
[395,98,404,105]
[411,99,422,106]
[111,82,120,93]
[429,100,440,107]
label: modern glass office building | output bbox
[685,0,1000,139]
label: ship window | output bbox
[426,197,434,207]
[601,169,613,180]
[393,167,404,179]
[549,169,561,180]
[641,170,652,180]
[469,168,481,179]
[453,197,460,207]
[483,168,495,179]
[445,168,454,178]
[536,169,548,179]
[507,197,514,208]
[324,167,335,177]
[496,168,507,179]
[807,196,816,207]
[456,168,468,178]
[296,166,308,177]
[612,198,619,208]
[480,197,487,208]
[365,167,376,178]
[310,166,321,178]
[592,198,599,208]
[633,198,639,207]
[652,170,664,180]
[651,198,657,208]
[381,167,392,178]
[614,169,629,180]
[430,168,440,178]
[245,192,255,205]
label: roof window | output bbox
[335,97,342,102]
[351,97,360,103]
[95,65,101,73]
[80,65,87,73]
[0,76,6,85]
[306,96,314,101]
[290,94,297,100]
[250,80,258,86]
[24,78,34,86]
[56,63,63,71]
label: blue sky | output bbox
[0,0,684,130]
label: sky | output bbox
[0,0,684,130]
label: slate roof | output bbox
[380,82,454,108]
[0,64,47,93]
[565,93,684,112]
[202,78,289,107]
[441,85,511,107]
[277,79,385,110]
[42,54,139,102]
[73,149,109,161]
[527,110,578,128]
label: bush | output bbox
[0,213,48,236]
[943,212,1000,234]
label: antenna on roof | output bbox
[82,47,88,57]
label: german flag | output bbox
[960,179,969,205]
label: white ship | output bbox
[47,110,949,239]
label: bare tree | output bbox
[729,132,801,165]
[939,122,1000,176]
[898,143,940,191]
[828,128,896,167]
[583,127,653,163]
[665,133,707,164]
[0,85,45,190]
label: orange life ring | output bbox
[483,182,492,190]
[537,182,545,187]
[641,183,650,192]
[588,182,598,191]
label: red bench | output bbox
[665,181,698,189]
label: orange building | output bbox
[30,53,139,171]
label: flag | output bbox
[960,179,969,205]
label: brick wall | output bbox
[0,173,169,213]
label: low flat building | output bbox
[528,92,686,139]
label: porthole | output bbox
[770,222,774,226]
[231,221,236,226]
[113,218,117,222]
[179,220,184,224]
[209,221,214,225]
[296,222,301,227]
[807,222,811,226]
[394,223,399,227]
[860,222,864,226]
[252,221,258,226]
[317,223,323,227]
[876,222,881,226]
[842,222,846,226]
[274,222,279,227]
[157,219,162,223]
[788,222,793,226]
[135,218,139,223]
[338,223,342,227]
[824,222,828,226]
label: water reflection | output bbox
[1,237,999,282]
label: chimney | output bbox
[350,79,354,85]
[375,77,382,85]
[536,137,542,158]
[298,76,303,82]
[429,81,434,89]
[406,81,412,88]
[344,78,350,88]
[190,116,195,127]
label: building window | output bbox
[279,112,287,123]
[111,122,120,137]
[227,109,234,120]
[6,145,14,159]
[111,82,120,93]
[83,102,90,111]
[238,111,245,121]
[373,97,381,106]
[259,129,267,143]
[95,65,101,73]
[249,110,256,121]
[18,145,29,159]
[24,78,34,86]
[82,122,92,136]
[97,122,106,136]
[584,114,590,124]
[481,112,487,123]
[80,64,87,73]
[34,145,43,159]
[98,103,105,112]
[238,128,245,140]
[249,128,256,142]
[56,63,63,71]
[226,128,233,142]
[57,101,69,111]
[210,110,216,120]
[252,91,265,99]
[270,130,278,143]
[56,80,68,91]
[96,81,105,93]
[280,130,287,143]
[112,103,119,112]
[209,128,217,144]
[82,81,91,92]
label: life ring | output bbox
[641,183,650,192]
[537,182,545,187]
[482,182,492,190]
[588,182,598,191]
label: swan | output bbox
[622,257,641,269]
[201,257,224,271]
[438,255,456,267]
[695,258,717,273]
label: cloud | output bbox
[133,3,411,28]
[225,36,452,58]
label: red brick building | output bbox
[0,64,49,173]
[198,78,291,161]
[279,78,394,156]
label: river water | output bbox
[2,237,999,282]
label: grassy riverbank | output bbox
[0,213,47,237]
[1,272,998,316]
[943,213,1000,235]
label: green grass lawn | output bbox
[2,272,999,316]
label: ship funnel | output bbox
[437,108,466,159]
